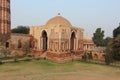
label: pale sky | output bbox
[11,0,120,37]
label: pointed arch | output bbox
[42,30,48,51]
[70,32,76,51]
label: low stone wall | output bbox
[46,52,72,63]
[33,50,84,62]
[47,52,71,58]
[33,50,44,57]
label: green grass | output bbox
[0,56,30,60]
[0,60,119,80]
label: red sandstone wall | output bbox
[0,0,11,34]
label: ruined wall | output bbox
[8,33,30,49]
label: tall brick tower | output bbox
[0,0,11,44]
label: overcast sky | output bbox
[11,0,120,37]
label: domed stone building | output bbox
[83,35,95,52]
[30,14,84,61]
[0,0,103,62]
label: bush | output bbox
[88,51,93,60]
[82,53,87,61]
[105,52,113,65]
[0,61,3,65]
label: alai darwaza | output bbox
[30,13,84,62]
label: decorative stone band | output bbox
[7,0,10,3]
[0,20,11,24]
[0,6,10,12]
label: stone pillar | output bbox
[48,41,51,50]
[59,39,61,52]
[57,42,58,51]
[74,38,76,50]
[38,38,41,50]
[41,37,43,50]
[51,42,53,51]
[67,41,68,51]
[69,39,71,51]
[47,36,49,51]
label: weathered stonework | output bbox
[7,33,30,49]
[0,1,104,62]
[0,0,11,44]
[30,14,85,62]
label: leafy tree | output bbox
[105,52,113,65]
[111,24,120,61]
[106,35,120,61]
[12,26,30,34]
[113,25,120,38]
[112,35,120,60]
[105,42,113,65]
[104,37,112,46]
[93,28,105,46]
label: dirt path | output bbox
[0,71,120,80]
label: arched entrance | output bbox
[70,32,75,51]
[42,30,48,51]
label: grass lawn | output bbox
[0,60,120,80]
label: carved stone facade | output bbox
[0,1,103,62]
[0,0,11,43]
[30,14,84,61]
[83,35,105,60]
[83,35,95,52]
